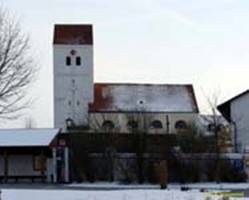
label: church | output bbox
[53,24,199,134]
[1,24,236,184]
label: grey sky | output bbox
[2,0,249,127]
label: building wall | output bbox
[231,93,249,152]
[89,112,198,134]
[8,155,41,176]
[0,155,53,182]
[53,45,94,130]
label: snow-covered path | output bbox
[0,189,246,200]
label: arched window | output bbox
[76,56,81,66]
[127,120,138,129]
[102,120,115,130]
[151,120,163,129]
[175,120,187,130]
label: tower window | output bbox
[76,56,81,66]
[66,56,71,66]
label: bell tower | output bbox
[53,24,94,130]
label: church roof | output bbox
[89,83,199,113]
[53,24,93,45]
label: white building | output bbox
[53,24,199,133]
[53,25,94,130]
[89,83,199,134]
[196,114,229,136]
[218,90,249,153]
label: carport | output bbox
[0,128,66,183]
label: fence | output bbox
[70,153,247,183]
[64,132,246,183]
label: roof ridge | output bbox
[94,82,193,86]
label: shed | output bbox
[0,128,67,183]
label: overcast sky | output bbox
[2,0,249,128]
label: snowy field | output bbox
[69,182,249,190]
[0,189,247,200]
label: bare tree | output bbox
[0,8,36,119]
[24,116,36,128]
[202,89,232,182]
[201,89,226,151]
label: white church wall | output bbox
[89,112,198,134]
[53,45,94,130]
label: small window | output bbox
[77,100,80,106]
[76,56,81,66]
[208,123,224,132]
[68,100,72,106]
[151,120,163,129]
[127,120,138,129]
[102,120,115,130]
[175,120,187,130]
[208,123,215,132]
[66,56,71,66]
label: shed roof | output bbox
[53,24,93,45]
[0,128,59,147]
[89,83,199,113]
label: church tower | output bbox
[53,24,94,130]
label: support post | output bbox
[40,150,46,183]
[64,147,69,183]
[3,151,8,183]
[52,148,57,183]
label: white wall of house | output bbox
[53,45,94,130]
[89,112,198,134]
[231,93,249,152]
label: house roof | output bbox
[0,128,60,147]
[217,90,249,122]
[89,83,199,113]
[197,115,229,127]
[53,24,93,45]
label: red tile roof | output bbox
[89,83,199,113]
[53,24,93,45]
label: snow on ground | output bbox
[69,182,159,189]
[0,189,247,200]
[176,182,249,190]
[69,182,249,190]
